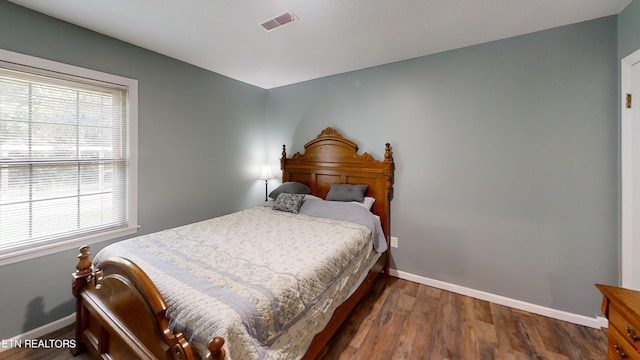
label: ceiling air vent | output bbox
[261,12,297,31]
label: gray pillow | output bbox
[272,193,306,214]
[326,184,368,202]
[269,182,311,199]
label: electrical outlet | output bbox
[390,236,398,248]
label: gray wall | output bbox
[0,1,267,339]
[619,0,640,59]
[265,16,619,318]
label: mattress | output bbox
[94,202,385,360]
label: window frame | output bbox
[0,49,138,266]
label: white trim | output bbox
[0,48,135,88]
[0,225,139,266]
[597,315,609,328]
[621,48,640,289]
[0,48,139,267]
[0,313,75,352]
[389,269,608,329]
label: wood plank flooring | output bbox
[318,277,607,360]
[0,277,607,360]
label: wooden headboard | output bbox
[280,127,394,246]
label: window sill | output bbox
[0,226,140,267]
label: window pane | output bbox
[0,203,29,245]
[79,91,112,127]
[0,166,29,204]
[80,193,113,228]
[31,122,79,159]
[30,83,77,125]
[0,78,29,122]
[80,163,113,194]
[0,120,29,158]
[31,197,77,239]
[32,164,79,201]
[79,125,112,159]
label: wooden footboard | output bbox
[71,245,385,360]
[71,246,225,360]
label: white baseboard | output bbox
[0,313,75,353]
[389,269,608,329]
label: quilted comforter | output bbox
[94,202,384,359]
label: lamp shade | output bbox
[259,164,274,181]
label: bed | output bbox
[71,127,394,360]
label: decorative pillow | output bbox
[272,193,306,214]
[268,182,311,199]
[326,184,368,202]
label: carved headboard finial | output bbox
[280,145,287,172]
[318,127,341,138]
[303,127,358,152]
[384,143,393,162]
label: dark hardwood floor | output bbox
[318,277,607,360]
[0,277,607,360]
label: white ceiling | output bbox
[9,0,631,89]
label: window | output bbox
[0,49,138,265]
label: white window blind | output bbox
[0,52,137,263]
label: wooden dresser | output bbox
[597,284,640,359]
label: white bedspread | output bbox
[94,206,379,360]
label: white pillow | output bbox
[304,194,324,201]
[354,196,375,210]
[305,193,375,211]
